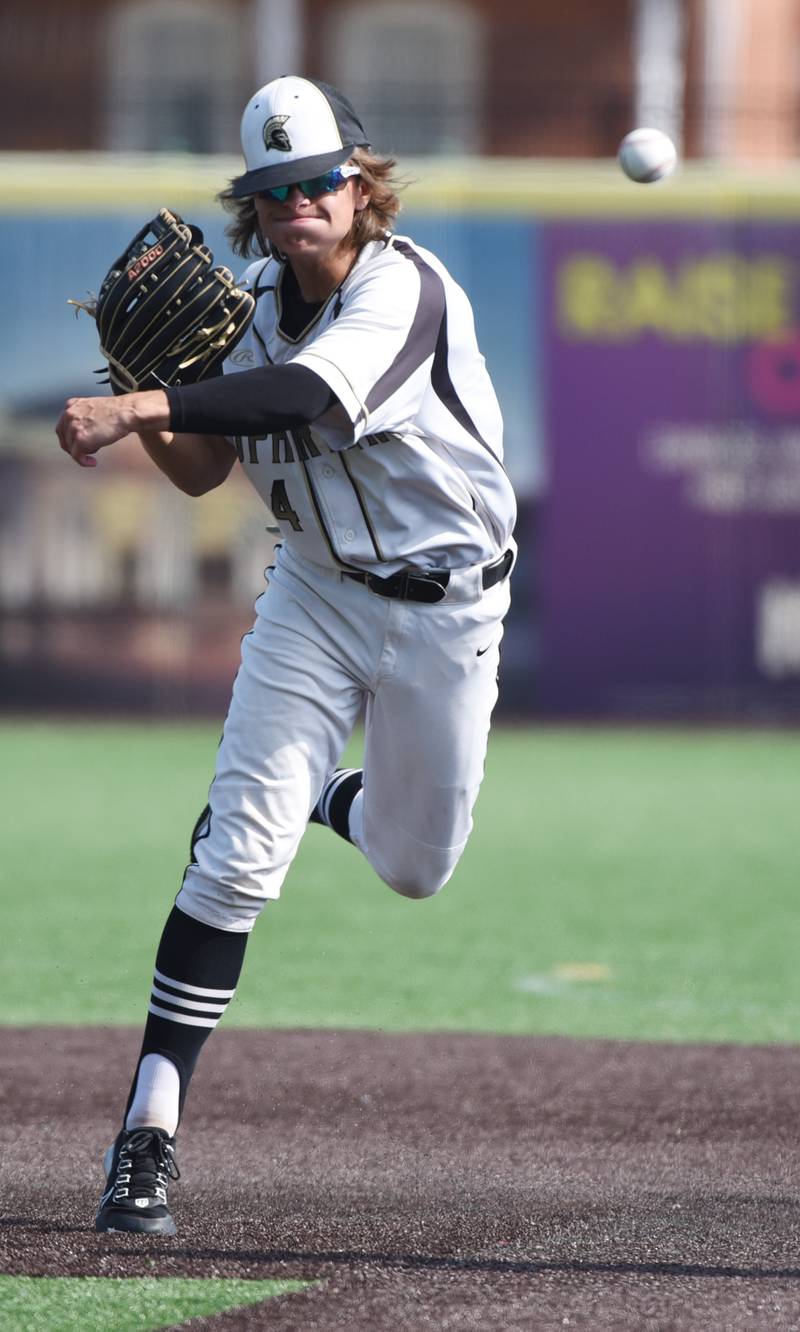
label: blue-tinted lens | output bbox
[298,169,345,199]
[258,168,352,204]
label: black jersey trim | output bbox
[364,239,444,413]
[252,260,275,302]
[298,460,336,560]
[249,261,276,362]
[431,311,501,465]
[340,452,386,563]
[298,458,351,569]
[384,239,504,468]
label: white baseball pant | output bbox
[176,542,512,931]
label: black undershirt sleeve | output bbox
[165,363,337,436]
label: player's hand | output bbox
[55,396,134,468]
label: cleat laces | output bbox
[110,1129,180,1206]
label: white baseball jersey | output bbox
[223,234,517,576]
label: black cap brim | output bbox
[231,146,355,198]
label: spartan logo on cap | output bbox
[262,115,291,152]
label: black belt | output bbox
[343,548,513,604]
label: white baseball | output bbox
[618,128,677,184]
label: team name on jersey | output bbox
[234,428,395,466]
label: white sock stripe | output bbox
[321,768,359,825]
[150,983,228,1015]
[321,768,350,822]
[148,1000,220,1028]
[153,967,237,999]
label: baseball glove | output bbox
[70,207,255,395]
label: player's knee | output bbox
[380,860,454,901]
[385,874,444,900]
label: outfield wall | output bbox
[2,156,800,718]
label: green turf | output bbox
[0,1276,308,1330]
[4,719,800,1043]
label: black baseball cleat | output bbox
[95,1126,180,1234]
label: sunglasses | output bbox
[257,165,361,204]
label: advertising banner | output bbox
[539,220,800,717]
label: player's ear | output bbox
[353,177,370,213]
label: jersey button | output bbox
[344,529,356,542]
[323,465,335,477]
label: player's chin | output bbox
[277,234,316,251]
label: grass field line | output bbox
[0,1275,310,1332]
[513,972,800,1021]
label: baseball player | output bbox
[56,75,517,1235]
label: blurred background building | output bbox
[2,0,800,717]
[6,0,800,161]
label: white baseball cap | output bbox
[232,75,371,198]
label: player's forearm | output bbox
[165,364,336,435]
[138,429,236,497]
[56,366,334,472]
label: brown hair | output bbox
[218,148,404,260]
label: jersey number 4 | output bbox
[270,480,303,532]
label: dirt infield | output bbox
[3,1028,800,1329]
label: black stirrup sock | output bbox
[124,905,249,1126]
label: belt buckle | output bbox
[408,574,447,603]
[363,569,447,603]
